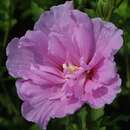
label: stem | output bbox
[3,24,10,51]
[124,32,130,88]
[0,77,18,115]
[90,108,104,121]
[66,117,70,130]
[77,106,87,130]
[86,107,105,130]
[0,0,11,65]
[0,0,18,116]
[104,0,114,21]
[105,7,113,21]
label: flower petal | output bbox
[6,38,35,79]
[34,1,73,34]
[89,18,123,68]
[19,80,83,129]
[93,58,117,84]
[72,10,95,63]
[84,76,121,108]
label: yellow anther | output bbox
[63,64,79,74]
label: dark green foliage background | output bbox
[0,0,130,130]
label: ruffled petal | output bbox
[72,10,95,63]
[16,78,65,103]
[84,76,121,108]
[93,18,123,56]
[6,30,65,85]
[22,98,83,129]
[89,18,123,68]
[18,80,83,129]
[19,30,62,67]
[48,32,80,65]
[34,1,73,34]
[6,38,35,79]
[93,58,117,84]
[34,2,95,64]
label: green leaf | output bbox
[85,9,97,17]
[68,124,78,130]
[77,107,87,130]
[29,124,40,130]
[115,0,130,20]
[102,114,130,126]
[31,2,44,20]
[32,0,64,10]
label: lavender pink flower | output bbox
[6,1,123,129]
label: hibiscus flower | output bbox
[6,1,123,129]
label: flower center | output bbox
[63,63,79,74]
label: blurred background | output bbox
[0,0,130,130]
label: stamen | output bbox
[63,63,79,74]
